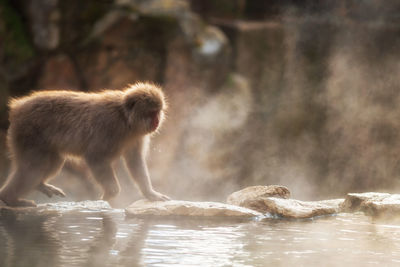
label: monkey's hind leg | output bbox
[0,153,64,207]
[0,167,38,207]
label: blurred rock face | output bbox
[1,1,400,204]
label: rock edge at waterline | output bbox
[125,199,263,218]
[342,192,400,217]
[227,185,344,219]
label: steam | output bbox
[148,11,400,202]
[23,4,400,205]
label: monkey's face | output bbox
[123,87,166,134]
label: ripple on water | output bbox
[2,204,400,266]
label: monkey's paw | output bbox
[38,183,66,198]
[145,190,170,201]
[1,198,37,207]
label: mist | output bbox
[1,0,400,206]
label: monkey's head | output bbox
[123,83,166,134]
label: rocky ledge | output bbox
[342,192,400,217]
[3,187,400,220]
[0,200,112,214]
[126,186,343,219]
[125,199,262,218]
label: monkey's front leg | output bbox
[123,147,170,201]
[37,183,66,198]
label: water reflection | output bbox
[85,215,117,267]
[2,205,400,267]
[0,210,61,267]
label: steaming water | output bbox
[1,202,400,267]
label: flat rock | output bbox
[258,198,344,219]
[342,192,400,217]
[38,200,112,212]
[0,200,112,214]
[125,199,263,218]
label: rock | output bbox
[227,185,343,218]
[227,185,291,207]
[342,192,400,217]
[38,200,112,212]
[259,198,344,219]
[0,200,112,213]
[125,199,262,218]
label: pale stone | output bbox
[227,185,291,213]
[227,185,343,218]
[342,192,391,212]
[38,200,112,212]
[342,192,400,217]
[227,185,290,207]
[0,200,111,213]
[259,198,344,219]
[125,199,262,218]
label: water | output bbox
[1,202,400,267]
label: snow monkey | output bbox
[0,83,170,207]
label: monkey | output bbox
[0,82,170,207]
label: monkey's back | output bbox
[7,90,128,159]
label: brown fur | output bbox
[0,82,169,207]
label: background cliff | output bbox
[1,0,400,206]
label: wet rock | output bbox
[0,200,112,213]
[227,185,291,208]
[227,185,343,218]
[259,198,344,219]
[38,200,112,212]
[342,192,400,217]
[125,199,262,218]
